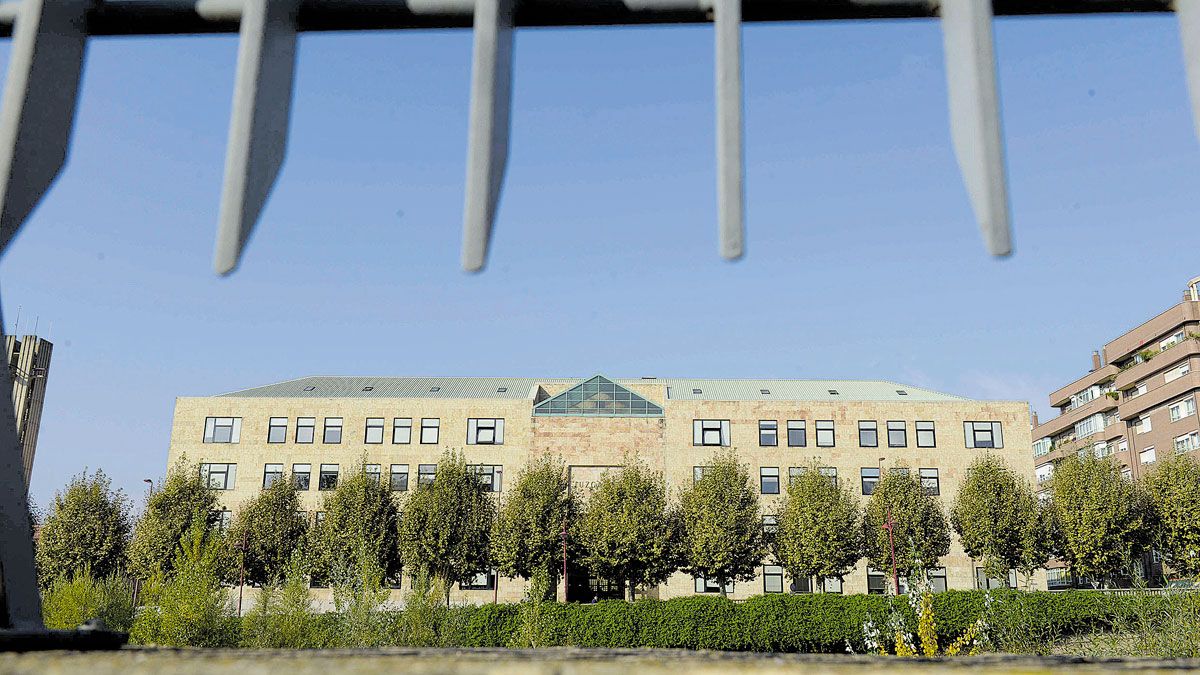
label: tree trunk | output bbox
[719,577,727,598]
[627,579,635,602]
[818,577,826,594]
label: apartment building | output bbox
[167,375,1033,604]
[1031,277,1200,492]
[5,335,52,492]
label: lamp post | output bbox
[562,515,568,603]
[882,508,900,595]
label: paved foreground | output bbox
[2,649,1200,674]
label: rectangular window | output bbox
[200,463,236,490]
[1165,362,1191,383]
[693,466,711,484]
[469,464,502,492]
[861,467,880,496]
[418,463,437,485]
[759,420,778,446]
[467,418,505,445]
[1140,447,1157,464]
[267,417,288,443]
[1074,413,1104,440]
[928,567,948,593]
[976,567,1017,590]
[693,419,731,446]
[763,565,784,594]
[887,421,907,448]
[762,514,778,535]
[1033,437,1052,458]
[1035,463,1053,484]
[786,420,806,447]
[364,418,385,444]
[460,570,496,591]
[292,463,311,491]
[867,571,888,595]
[916,421,936,448]
[815,420,835,447]
[1162,331,1187,350]
[1175,432,1200,454]
[364,464,382,482]
[790,576,812,594]
[1136,416,1152,434]
[858,421,878,447]
[964,421,1004,448]
[819,466,837,486]
[788,466,805,485]
[920,468,940,496]
[1127,383,1148,399]
[323,417,343,444]
[318,464,339,490]
[262,463,284,488]
[296,417,315,444]
[215,509,232,532]
[420,418,440,444]
[821,577,843,594]
[203,417,241,444]
[392,418,412,444]
[1169,397,1197,422]
[694,577,734,594]
[760,467,780,495]
[389,464,410,492]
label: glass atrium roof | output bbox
[533,376,664,417]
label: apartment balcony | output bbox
[1049,364,1119,409]
[1033,393,1119,440]
[1114,338,1200,391]
[1104,299,1200,364]
[1118,371,1200,421]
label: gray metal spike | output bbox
[0,0,88,256]
[461,0,515,273]
[714,0,744,260]
[213,0,299,275]
[1178,0,1200,143]
[941,0,1012,257]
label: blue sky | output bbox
[2,13,1198,506]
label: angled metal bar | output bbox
[213,0,300,275]
[714,0,744,260]
[0,0,88,256]
[941,0,1012,256]
[461,0,515,272]
[1177,0,1200,142]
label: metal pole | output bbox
[561,514,567,603]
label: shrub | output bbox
[41,568,135,632]
[325,550,394,647]
[240,552,323,648]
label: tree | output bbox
[1049,453,1153,585]
[950,454,1047,584]
[491,454,573,599]
[227,474,308,586]
[677,451,764,597]
[128,459,219,580]
[862,468,950,586]
[308,461,401,584]
[35,470,131,586]
[575,459,679,601]
[398,450,495,599]
[1144,453,1200,579]
[773,460,863,592]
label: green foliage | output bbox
[491,454,573,598]
[36,470,131,586]
[308,461,401,585]
[130,521,237,647]
[128,459,218,580]
[773,460,863,591]
[950,454,1047,583]
[240,551,322,648]
[677,451,765,597]
[398,450,496,594]
[1049,454,1153,584]
[227,475,308,586]
[575,459,680,601]
[862,469,950,582]
[326,549,394,648]
[40,568,135,632]
[396,571,449,647]
[1144,453,1200,579]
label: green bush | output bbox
[41,569,135,632]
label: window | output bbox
[460,570,496,591]
[1140,447,1157,464]
[694,577,734,594]
[1033,437,1052,458]
[1074,413,1104,440]
[759,420,778,446]
[262,463,284,488]
[1175,432,1200,454]
[916,421,936,448]
[1135,416,1152,434]
[469,464,502,492]
[420,418,440,444]
[867,571,889,595]
[858,421,878,448]
[1165,362,1191,384]
[587,576,622,599]
[815,420,835,447]
[323,417,343,444]
[928,567,947,593]
[389,464,409,492]
[976,567,1017,590]
[763,565,784,594]
[920,468,940,496]
[296,417,315,443]
[819,466,837,486]
[1122,467,1133,480]
[693,466,711,484]
[887,421,907,447]
[418,463,437,485]
[1127,383,1148,399]
[787,466,806,485]
[693,419,730,446]
[203,417,241,444]
[318,464,339,490]
[964,421,1004,448]
[786,420,806,447]
[292,463,311,490]
[314,511,325,526]
[468,418,505,445]
[392,418,412,444]
[820,577,843,594]
[364,464,382,482]
[364,418,384,444]
[790,576,812,594]
[889,467,910,478]
[215,509,232,532]
[200,463,236,490]
[1035,463,1053,484]
[861,467,880,495]
[1161,330,1186,350]
[760,467,780,494]
[762,514,778,535]
[1169,397,1197,422]
[1069,385,1100,410]
[267,417,288,443]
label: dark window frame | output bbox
[267,417,288,444]
[920,467,940,496]
[861,467,880,495]
[916,421,936,448]
[760,467,780,494]
[296,417,315,444]
[786,420,806,447]
[262,463,284,489]
[887,420,907,448]
[389,464,410,492]
[364,417,385,444]
[292,463,311,491]
[318,464,339,491]
[858,420,878,447]
[758,420,778,446]
[815,420,835,447]
[322,417,343,444]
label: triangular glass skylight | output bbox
[533,376,663,417]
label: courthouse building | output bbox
[166,375,1034,602]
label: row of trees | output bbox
[33,449,1200,605]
